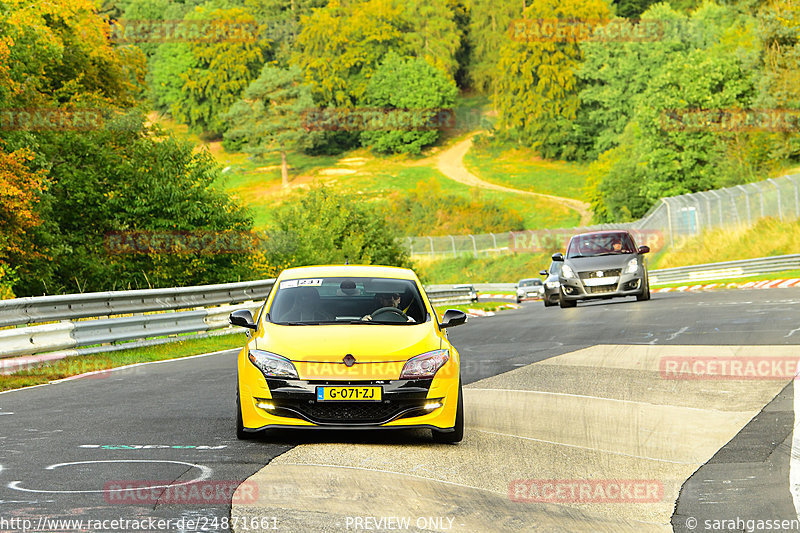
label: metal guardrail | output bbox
[0,281,474,363]
[648,254,800,285]
[430,254,800,292]
[0,280,276,328]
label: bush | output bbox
[360,53,458,154]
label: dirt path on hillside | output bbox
[432,134,593,226]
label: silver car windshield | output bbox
[566,232,636,258]
[268,277,429,325]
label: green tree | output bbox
[167,4,270,137]
[493,0,611,158]
[402,0,464,80]
[360,53,458,154]
[11,112,258,296]
[0,0,145,110]
[590,46,756,222]
[224,65,318,187]
[292,0,410,107]
[267,187,410,268]
[577,4,690,159]
[0,146,47,298]
[466,0,521,93]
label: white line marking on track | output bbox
[667,326,690,341]
[787,327,800,338]
[7,460,212,494]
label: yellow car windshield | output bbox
[268,277,429,325]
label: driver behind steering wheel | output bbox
[362,292,415,322]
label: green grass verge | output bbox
[464,142,592,201]
[0,333,247,392]
[415,253,552,285]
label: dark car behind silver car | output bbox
[552,230,650,308]
[539,262,562,307]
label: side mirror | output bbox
[638,245,650,255]
[551,253,564,262]
[229,309,257,330]
[539,270,548,276]
[440,309,467,329]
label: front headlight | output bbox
[624,257,639,274]
[545,281,560,289]
[248,350,299,379]
[400,349,449,379]
[561,264,576,278]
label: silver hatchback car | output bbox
[552,230,650,308]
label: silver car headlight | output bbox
[545,281,560,289]
[561,264,576,278]
[248,350,299,379]
[624,258,639,274]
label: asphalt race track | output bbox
[2,288,800,532]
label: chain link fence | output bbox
[404,174,800,258]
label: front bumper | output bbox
[239,357,460,431]
[559,271,645,301]
[516,289,543,301]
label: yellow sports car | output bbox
[229,265,467,442]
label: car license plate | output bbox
[316,386,382,401]
[583,277,619,287]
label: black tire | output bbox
[636,276,651,301]
[543,297,554,307]
[559,293,577,308]
[236,387,254,440]
[432,381,463,444]
[515,297,521,304]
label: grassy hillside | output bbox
[152,110,586,232]
[464,141,592,201]
[651,217,800,269]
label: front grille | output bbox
[274,400,425,424]
[579,268,621,280]
[587,285,617,294]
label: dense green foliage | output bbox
[224,65,318,184]
[266,187,411,268]
[361,54,458,154]
[493,0,611,159]
[386,181,525,236]
[4,0,800,296]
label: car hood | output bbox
[564,254,635,272]
[255,323,442,363]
